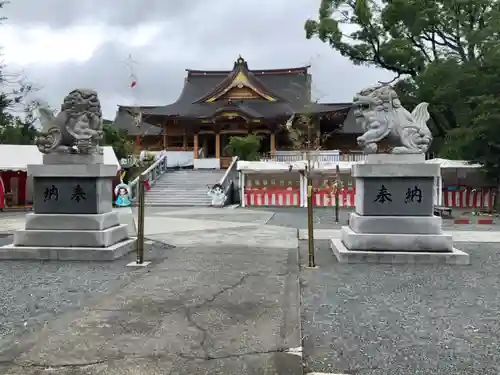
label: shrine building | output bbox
[113,56,363,168]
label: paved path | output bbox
[3,207,500,375]
[0,208,302,375]
[299,240,500,375]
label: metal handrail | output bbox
[218,156,239,206]
[129,155,168,201]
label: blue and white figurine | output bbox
[114,183,131,207]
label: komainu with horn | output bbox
[353,85,433,154]
[36,89,104,155]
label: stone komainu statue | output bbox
[36,89,104,154]
[353,85,433,154]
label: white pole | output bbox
[299,172,304,207]
[438,170,443,206]
[433,176,438,206]
[240,171,246,207]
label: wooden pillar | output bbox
[183,133,188,150]
[270,132,276,155]
[163,122,168,149]
[193,133,199,159]
[316,129,321,148]
[203,139,208,157]
[215,132,221,159]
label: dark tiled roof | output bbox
[114,58,352,128]
[118,57,315,119]
[303,102,352,114]
[193,57,286,103]
[112,109,162,136]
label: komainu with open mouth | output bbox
[353,85,433,154]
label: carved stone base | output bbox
[353,154,439,217]
[29,163,116,215]
[340,226,453,252]
[0,239,136,261]
[43,153,104,165]
[1,211,135,261]
[348,213,442,235]
[14,224,129,248]
[331,153,469,264]
[3,161,135,261]
[25,212,120,231]
[330,239,469,265]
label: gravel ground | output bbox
[261,207,500,231]
[0,239,173,349]
[299,240,500,375]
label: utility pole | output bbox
[136,174,145,264]
[335,163,340,223]
[306,116,316,268]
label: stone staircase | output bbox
[144,169,227,206]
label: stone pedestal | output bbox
[330,154,469,264]
[0,160,135,261]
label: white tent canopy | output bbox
[237,160,307,172]
[238,158,483,172]
[237,160,354,173]
[425,158,482,169]
[0,145,121,171]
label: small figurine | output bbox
[114,171,131,207]
[114,183,131,207]
[207,183,226,207]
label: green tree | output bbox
[439,48,500,210]
[0,2,40,145]
[0,83,43,145]
[305,0,498,75]
[305,0,500,138]
[306,0,500,210]
[0,93,12,127]
[0,118,37,144]
[224,135,261,161]
[102,123,134,160]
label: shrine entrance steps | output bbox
[144,169,226,206]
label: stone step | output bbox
[161,172,225,177]
[14,224,129,248]
[148,187,210,191]
[144,196,211,202]
[144,197,211,202]
[143,170,228,207]
[146,192,210,197]
[154,182,221,186]
[154,183,215,187]
[156,178,222,181]
[144,203,211,206]
[146,191,211,195]
[0,239,136,261]
[145,200,209,203]
[153,184,219,189]
[145,197,211,202]
[144,204,211,207]
[146,196,209,200]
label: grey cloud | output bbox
[4,0,202,28]
[5,0,396,119]
[19,41,188,119]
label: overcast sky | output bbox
[2,0,394,120]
